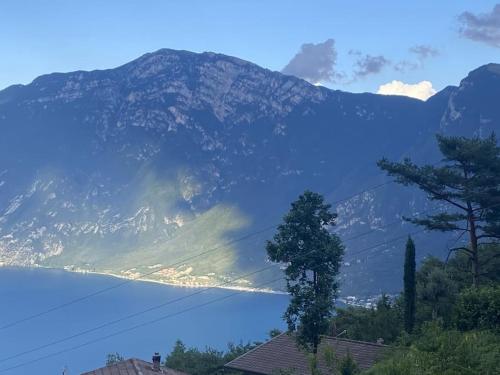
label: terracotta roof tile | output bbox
[225,333,387,374]
[81,358,188,375]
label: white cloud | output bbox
[377,80,436,101]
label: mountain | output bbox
[0,49,498,296]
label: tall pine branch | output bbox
[378,134,500,287]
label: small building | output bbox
[225,333,387,375]
[81,353,188,375]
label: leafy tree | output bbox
[330,295,402,345]
[164,341,224,375]
[323,347,360,375]
[416,257,457,324]
[366,322,500,375]
[164,339,258,375]
[378,134,500,287]
[403,237,416,333]
[269,328,283,338]
[266,191,344,353]
[106,352,124,365]
[447,243,500,288]
[336,353,360,375]
[453,285,500,332]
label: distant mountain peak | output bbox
[439,62,500,133]
[0,50,497,296]
[461,63,500,83]
[476,63,500,75]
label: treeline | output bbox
[332,251,500,374]
[155,248,500,375]
[163,330,284,375]
[106,134,500,374]
[331,246,500,345]
[332,134,500,373]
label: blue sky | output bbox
[1,1,499,98]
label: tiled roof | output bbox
[225,333,387,375]
[81,358,188,375]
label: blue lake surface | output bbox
[0,267,289,375]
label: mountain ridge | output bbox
[0,49,498,296]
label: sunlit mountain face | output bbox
[0,49,498,296]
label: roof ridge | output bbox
[131,358,143,375]
[225,332,289,367]
[322,336,388,347]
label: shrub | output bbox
[453,286,500,332]
[366,323,500,375]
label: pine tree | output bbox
[378,134,500,287]
[403,237,416,333]
[266,191,344,354]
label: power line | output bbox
[327,181,392,205]
[346,228,427,259]
[0,275,285,374]
[0,179,398,331]
[11,189,491,369]
[0,172,450,335]
[0,224,276,331]
[339,206,436,243]
[0,216,435,372]
[0,263,277,364]
[4,159,484,372]
[0,222,437,366]
[1,156,447,333]
[0,160,456,338]
[346,200,500,261]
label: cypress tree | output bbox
[403,236,416,333]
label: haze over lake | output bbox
[0,267,288,374]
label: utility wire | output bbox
[346,228,428,259]
[0,158,453,334]
[2,204,451,374]
[0,224,276,331]
[0,275,285,374]
[0,221,439,366]
[0,262,277,364]
[9,194,491,369]
[0,179,399,331]
[0,154,447,332]
[0,214,441,372]
[326,181,391,205]
[346,200,500,261]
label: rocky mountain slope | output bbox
[0,50,498,296]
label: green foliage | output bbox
[447,243,500,287]
[331,295,402,345]
[322,346,360,375]
[403,237,416,333]
[332,242,500,342]
[308,353,321,375]
[378,133,500,286]
[164,339,258,375]
[453,286,500,332]
[267,191,344,352]
[105,352,124,365]
[366,323,500,375]
[415,257,457,325]
[47,203,253,285]
[337,353,360,375]
[269,328,283,338]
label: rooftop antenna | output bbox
[335,330,347,338]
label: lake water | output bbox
[0,267,289,375]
